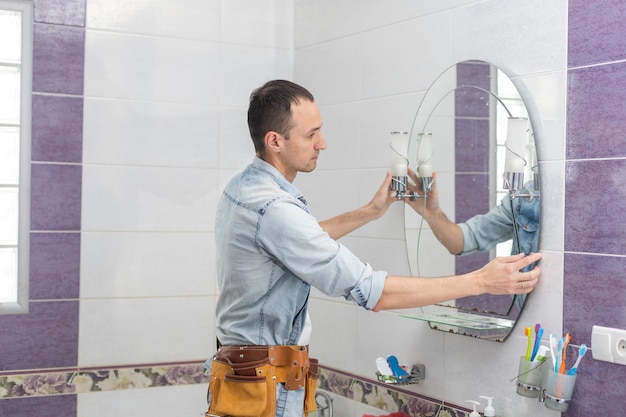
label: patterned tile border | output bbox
[0,361,471,417]
[0,361,208,399]
[319,365,472,417]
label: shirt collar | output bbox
[252,156,308,206]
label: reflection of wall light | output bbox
[503,117,528,193]
[417,133,433,193]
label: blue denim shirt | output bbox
[459,184,540,258]
[215,157,387,347]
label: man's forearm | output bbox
[319,204,379,240]
[424,208,464,255]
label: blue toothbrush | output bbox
[567,344,588,375]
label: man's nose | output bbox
[317,133,327,150]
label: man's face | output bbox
[279,99,327,178]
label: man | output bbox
[207,80,541,417]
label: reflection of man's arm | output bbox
[406,170,464,255]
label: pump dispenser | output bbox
[479,396,495,417]
[465,400,481,417]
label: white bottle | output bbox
[465,400,481,417]
[479,395,495,417]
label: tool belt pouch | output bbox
[207,357,274,417]
[304,358,319,416]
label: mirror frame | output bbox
[400,60,540,342]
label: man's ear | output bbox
[264,131,281,154]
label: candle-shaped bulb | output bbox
[417,133,433,177]
[504,117,528,174]
[389,131,409,177]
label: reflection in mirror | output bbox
[399,60,540,341]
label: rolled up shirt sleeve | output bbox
[258,197,388,310]
[347,263,387,310]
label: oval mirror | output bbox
[399,60,540,341]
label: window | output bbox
[0,0,32,314]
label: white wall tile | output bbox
[450,0,567,75]
[86,0,221,41]
[518,71,567,163]
[313,102,362,171]
[360,13,452,99]
[294,0,464,48]
[307,299,358,370]
[218,107,256,170]
[219,44,293,108]
[221,0,293,48]
[359,93,424,170]
[80,231,215,298]
[79,297,214,366]
[78,383,209,417]
[356,308,446,400]
[84,31,219,105]
[81,165,216,232]
[294,36,362,106]
[83,98,218,168]
[537,160,564,253]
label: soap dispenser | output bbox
[479,395,495,417]
[465,400,481,417]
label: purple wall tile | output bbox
[455,61,491,118]
[34,0,86,27]
[30,233,80,300]
[31,164,82,231]
[564,160,626,254]
[454,173,489,223]
[564,253,626,345]
[563,253,626,417]
[32,94,83,163]
[455,119,490,172]
[0,395,76,417]
[567,61,626,159]
[0,301,78,371]
[568,0,626,67]
[33,24,84,95]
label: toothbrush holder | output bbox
[540,369,577,412]
[515,356,546,398]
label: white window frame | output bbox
[0,0,32,314]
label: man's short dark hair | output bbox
[248,80,315,156]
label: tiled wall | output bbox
[2,1,626,417]
[563,0,626,416]
[1,0,292,416]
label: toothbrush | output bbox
[554,337,564,373]
[525,327,533,361]
[567,344,588,375]
[530,325,544,361]
[559,332,572,374]
[549,333,558,370]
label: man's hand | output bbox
[367,171,398,220]
[406,169,441,217]
[476,252,543,295]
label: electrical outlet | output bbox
[591,325,626,365]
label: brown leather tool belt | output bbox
[214,345,316,390]
[206,345,319,417]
